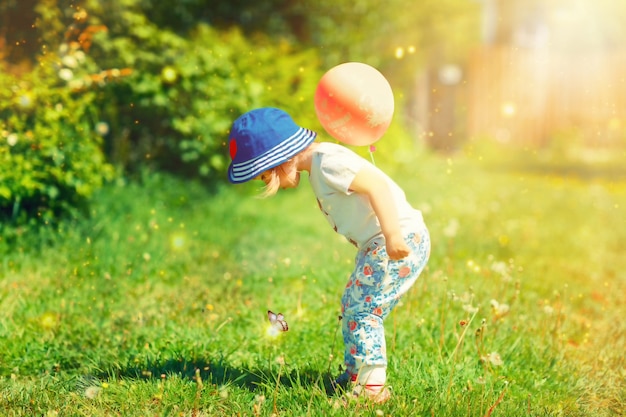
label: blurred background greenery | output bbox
[1,2,626,415]
[1,0,626,233]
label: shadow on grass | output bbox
[99,356,339,395]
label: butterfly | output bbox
[267,310,288,332]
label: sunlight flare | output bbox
[170,233,186,251]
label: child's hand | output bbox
[385,234,411,260]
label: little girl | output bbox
[228,107,430,403]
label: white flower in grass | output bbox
[84,386,101,399]
[485,352,504,367]
[490,299,510,318]
[490,261,508,276]
[463,304,479,314]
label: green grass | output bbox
[1,143,625,416]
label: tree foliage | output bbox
[128,0,481,89]
[0,55,114,226]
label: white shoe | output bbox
[352,384,392,404]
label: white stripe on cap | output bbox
[230,127,315,182]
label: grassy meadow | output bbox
[1,141,625,416]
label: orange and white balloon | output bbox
[314,62,394,146]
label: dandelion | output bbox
[460,292,474,304]
[484,352,504,367]
[463,304,479,314]
[490,261,508,276]
[253,397,264,416]
[331,398,343,409]
[84,386,101,399]
[490,299,510,318]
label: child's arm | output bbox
[349,165,411,260]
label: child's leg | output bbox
[341,228,430,393]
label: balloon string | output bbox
[369,145,376,166]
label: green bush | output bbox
[1,0,323,235]
[84,3,323,180]
[0,55,114,227]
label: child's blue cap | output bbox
[227,107,316,184]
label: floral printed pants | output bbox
[341,227,430,374]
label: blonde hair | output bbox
[259,159,297,198]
